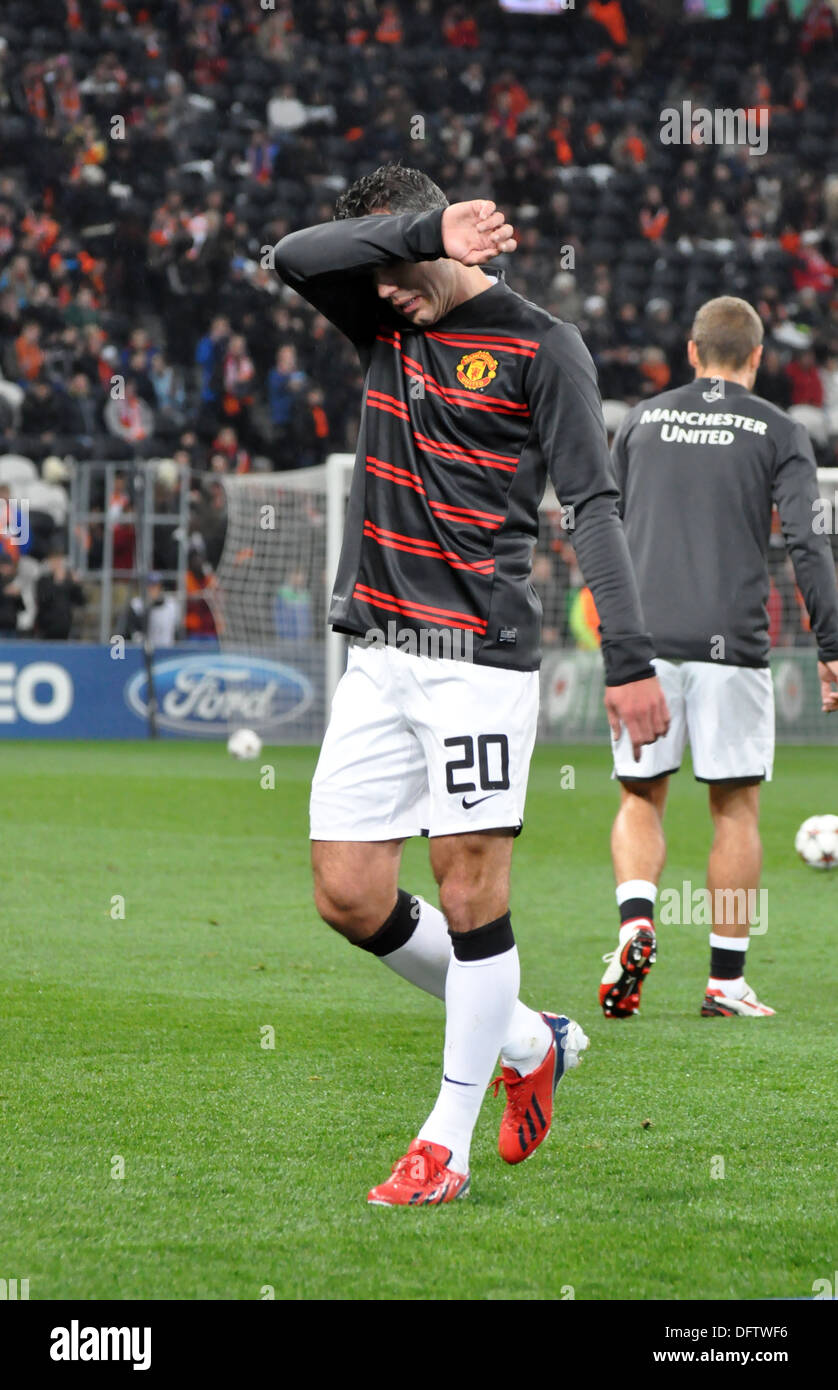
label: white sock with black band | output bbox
[417,914,519,1175]
[359,892,551,1076]
[359,891,453,998]
[708,931,749,1000]
[616,878,657,947]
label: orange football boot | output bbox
[492,1013,589,1165]
[367,1139,470,1206]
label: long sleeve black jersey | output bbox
[612,379,838,667]
[274,208,655,683]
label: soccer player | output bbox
[274,164,669,1205]
[600,295,838,1021]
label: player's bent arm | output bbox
[772,420,838,670]
[273,209,446,344]
[274,209,445,283]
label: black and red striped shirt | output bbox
[275,209,654,682]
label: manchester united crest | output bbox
[455,349,498,391]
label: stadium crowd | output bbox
[0,0,836,644]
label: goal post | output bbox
[325,453,355,711]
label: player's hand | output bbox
[604,675,670,762]
[817,660,838,713]
[441,201,516,266]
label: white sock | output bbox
[616,879,657,946]
[709,932,750,952]
[380,897,452,1000]
[708,974,747,1000]
[708,932,749,998]
[616,879,658,907]
[500,1001,552,1075]
[417,944,520,1174]
[380,897,551,1075]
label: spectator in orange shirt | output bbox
[489,72,529,139]
[375,4,403,44]
[443,5,480,48]
[639,347,671,395]
[10,321,44,382]
[21,207,60,255]
[587,0,628,47]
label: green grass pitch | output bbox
[1,740,836,1301]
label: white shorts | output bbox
[612,658,775,783]
[310,642,540,840]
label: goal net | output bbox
[209,466,332,743]
[214,460,838,745]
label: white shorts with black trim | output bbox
[310,642,540,840]
[612,658,775,784]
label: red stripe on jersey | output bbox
[413,431,518,474]
[429,329,541,350]
[355,582,488,633]
[363,521,494,574]
[354,590,487,633]
[367,388,407,411]
[428,500,504,528]
[365,456,426,494]
[425,331,539,358]
[413,431,517,466]
[366,464,424,493]
[400,352,530,416]
[366,396,410,423]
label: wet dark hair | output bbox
[334,162,448,220]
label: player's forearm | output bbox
[529,324,655,682]
[571,496,657,684]
[274,210,446,285]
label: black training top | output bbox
[275,208,655,683]
[613,379,838,667]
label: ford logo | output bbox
[125,654,313,737]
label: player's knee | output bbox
[438,872,501,935]
[621,778,667,813]
[312,874,392,940]
[313,878,361,934]
[708,780,761,819]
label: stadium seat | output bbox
[0,454,37,486]
[0,380,24,429]
[601,400,630,435]
[789,406,829,450]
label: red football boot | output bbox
[367,1139,470,1206]
[492,1013,589,1165]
